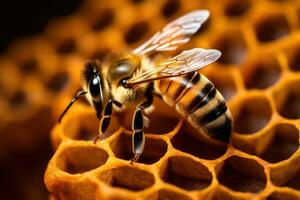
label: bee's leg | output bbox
[131,95,153,163]
[93,99,122,144]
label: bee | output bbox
[58,10,232,163]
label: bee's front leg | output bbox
[131,95,153,164]
[94,99,122,144]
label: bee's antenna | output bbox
[58,90,87,123]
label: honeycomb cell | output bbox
[8,90,27,108]
[267,192,300,200]
[161,0,181,18]
[160,156,212,191]
[45,71,70,93]
[271,165,300,190]
[19,58,38,74]
[216,156,267,193]
[171,123,227,160]
[285,45,300,71]
[110,131,167,164]
[273,79,300,119]
[56,145,108,174]
[90,8,115,31]
[62,110,119,141]
[124,21,150,44]
[147,189,192,200]
[254,14,291,43]
[144,112,180,135]
[212,30,247,65]
[233,95,272,134]
[282,170,300,190]
[55,37,77,55]
[241,55,281,90]
[223,0,251,17]
[98,166,155,191]
[260,124,299,163]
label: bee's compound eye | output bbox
[89,77,101,101]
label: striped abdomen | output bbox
[157,72,232,143]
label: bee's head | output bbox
[82,60,110,118]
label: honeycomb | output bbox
[1,0,300,199]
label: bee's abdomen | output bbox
[158,72,232,143]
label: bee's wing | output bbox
[133,10,209,55]
[127,48,221,86]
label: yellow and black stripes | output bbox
[186,81,215,115]
[158,72,232,143]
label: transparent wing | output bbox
[133,10,209,55]
[127,48,221,86]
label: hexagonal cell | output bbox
[160,156,212,191]
[161,0,181,18]
[211,30,247,65]
[7,90,28,109]
[204,71,237,101]
[267,191,300,200]
[223,0,251,17]
[216,156,267,193]
[260,124,299,163]
[273,79,300,119]
[144,112,180,135]
[147,189,192,200]
[56,145,108,174]
[125,21,150,44]
[254,14,291,43]
[98,166,155,191]
[241,56,281,90]
[271,165,300,190]
[233,95,272,134]
[281,170,300,190]
[110,132,167,164]
[55,37,77,55]
[120,97,180,135]
[285,45,300,71]
[171,122,227,160]
[62,111,119,141]
[45,71,70,93]
[19,58,39,74]
[90,8,115,31]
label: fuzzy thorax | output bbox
[110,55,155,112]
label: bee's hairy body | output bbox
[84,51,232,143]
[59,10,232,163]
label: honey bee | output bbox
[58,10,232,163]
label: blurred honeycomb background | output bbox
[1,0,300,199]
